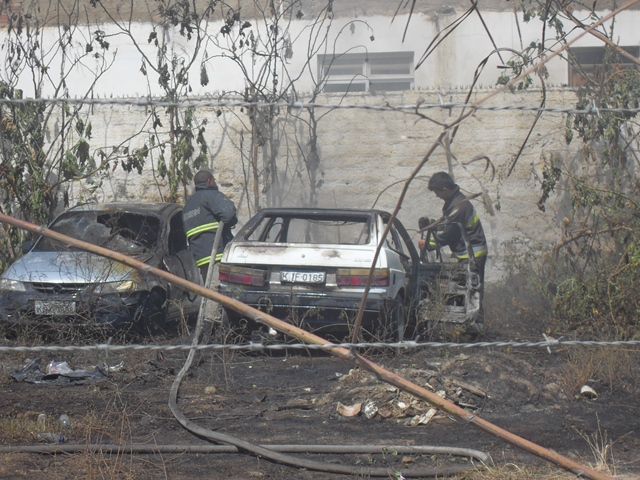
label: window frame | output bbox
[317,51,415,93]
[568,46,640,87]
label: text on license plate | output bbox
[35,301,76,316]
[280,270,326,284]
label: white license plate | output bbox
[280,270,326,284]
[35,301,76,316]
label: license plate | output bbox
[35,301,76,316]
[280,270,326,284]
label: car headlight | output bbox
[93,280,141,295]
[0,278,27,292]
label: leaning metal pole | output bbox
[0,212,612,480]
[195,221,225,330]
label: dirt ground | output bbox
[1,299,639,480]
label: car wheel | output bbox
[134,290,167,337]
[391,298,407,342]
[380,295,407,343]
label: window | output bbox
[568,46,640,87]
[35,211,159,254]
[246,214,371,245]
[318,52,414,93]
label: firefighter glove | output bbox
[418,216,432,229]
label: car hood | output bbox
[2,251,154,284]
[223,242,383,268]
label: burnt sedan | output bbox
[0,203,201,334]
[217,208,421,341]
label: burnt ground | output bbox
[1,296,640,479]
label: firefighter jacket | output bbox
[429,185,488,261]
[183,183,237,267]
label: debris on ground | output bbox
[336,401,362,417]
[579,385,597,399]
[9,357,108,385]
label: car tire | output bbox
[391,297,407,342]
[380,295,407,343]
[134,290,167,337]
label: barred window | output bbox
[568,46,639,87]
[318,52,414,93]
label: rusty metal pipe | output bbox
[0,212,612,480]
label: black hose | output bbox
[0,444,488,460]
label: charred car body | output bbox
[218,208,482,341]
[417,227,482,329]
[0,203,201,333]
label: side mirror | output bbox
[21,241,34,254]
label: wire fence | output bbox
[1,337,639,355]
[0,95,634,116]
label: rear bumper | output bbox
[218,286,397,327]
[220,286,389,311]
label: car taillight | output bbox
[336,268,389,287]
[219,265,267,287]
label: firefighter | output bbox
[418,171,488,326]
[183,170,237,282]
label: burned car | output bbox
[0,203,201,334]
[218,207,484,342]
[217,208,420,341]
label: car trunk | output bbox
[219,241,393,318]
[225,242,384,268]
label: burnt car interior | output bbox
[417,223,481,322]
[98,213,159,248]
[168,213,189,254]
[34,212,160,254]
[245,214,372,245]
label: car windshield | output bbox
[34,211,160,254]
[246,214,371,245]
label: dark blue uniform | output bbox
[183,183,237,269]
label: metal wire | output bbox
[1,337,639,354]
[0,95,635,116]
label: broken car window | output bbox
[286,218,370,244]
[246,214,371,245]
[34,211,160,255]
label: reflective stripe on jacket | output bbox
[186,221,220,240]
[195,251,224,268]
[432,186,488,261]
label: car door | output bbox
[389,218,421,301]
[164,210,202,311]
[383,225,408,295]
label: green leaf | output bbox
[74,138,91,165]
[75,118,85,136]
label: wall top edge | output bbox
[4,0,638,27]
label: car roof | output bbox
[254,207,391,218]
[65,202,182,217]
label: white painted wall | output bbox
[4,8,639,97]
